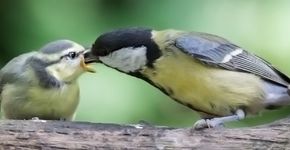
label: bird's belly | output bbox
[1,83,79,120]
[141,54,264,116]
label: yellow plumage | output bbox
[140,31,265,117]
[1,82,79,120]
[89,27,290,128]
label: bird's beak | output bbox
[80,49,98,73]
[84,49,100,63]
[80,56,96,73]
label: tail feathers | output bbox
[263,81,290,109]
[264,94,290,109]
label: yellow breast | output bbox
[141,49,264,116]
[1,82,79,120]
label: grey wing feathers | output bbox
[175,32,290,86]
[174,34,235,63]
[0,52,36,96]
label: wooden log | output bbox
[0,119,289,149]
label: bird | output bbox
[0,39,95,121]
[85,27,290,129]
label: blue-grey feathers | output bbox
[0,52,36,95]
[40,40,74,54]
[175,35,230,63]
[175,33,290,86]
[263,81,290,108]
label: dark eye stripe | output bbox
[60,51,84,60]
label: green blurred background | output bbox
[1,0,290,128]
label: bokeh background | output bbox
[1,0,290,128]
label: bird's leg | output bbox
[193,109,245,130]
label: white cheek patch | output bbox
[99,46,147,72]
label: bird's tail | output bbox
[263,82,290,109]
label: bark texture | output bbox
[0,119,289,149]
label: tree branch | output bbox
[0,119,289,149]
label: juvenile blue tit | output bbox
[85,27,290,129]
[0,40,95,120]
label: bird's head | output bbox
[86,27,162,73]
[32,40,95,84]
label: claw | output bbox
[193,118,225,130]
[193,119,207,129]
[193,109,245,130]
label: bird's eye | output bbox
[67,52,77,59]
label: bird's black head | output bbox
[91,27,161,68]
[92,28,152,56]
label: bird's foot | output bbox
[193,109,246,130]
[193,118,225,130]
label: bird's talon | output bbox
[193,118,225,130]
[206,119,212,128]
[193,119,208,130]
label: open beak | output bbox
[80,56,96,73]
[80,49,99,73]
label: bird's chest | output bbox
[141,54,213,109]
[140,51,263,116]
[26,84,80,117]
[0,83,80,120]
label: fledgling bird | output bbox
[0,40,95,120]
[85,27,290,129]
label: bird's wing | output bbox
[0,52,36,106]
[175,32,290,86]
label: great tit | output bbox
[0,40,95,120]
[85,27,290,129]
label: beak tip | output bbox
[84,51,99,64]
